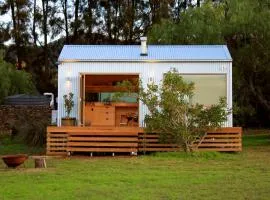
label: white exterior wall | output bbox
[58,61,232,127]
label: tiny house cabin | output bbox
[57,38,233,127]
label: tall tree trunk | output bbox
[106,1,112,41]
[197,0,200,7]
[112,0,120,42]
[149,0,158,24]
[86,0,93,42]
[32,0,37,45]
[10,0,22,70]
[73,0,80,42]
[63,0,69,43]
[128,0,135,43]
[42,0,49,72]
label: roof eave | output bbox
[58,59,233,64]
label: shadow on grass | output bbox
[243,134,270,147]
[149,151,239,161]
[0,135,44,156]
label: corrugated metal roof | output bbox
[58,45,232,62]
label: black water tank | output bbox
[4,94,50,106]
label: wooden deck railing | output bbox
[47,127,242,155]
[195,127,242,152]
[46,132,68,155]
[138,133,181,152]
[47,127,142,155]
[138,127,242,152]
[67,130,138,154]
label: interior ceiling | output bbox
[85,75,138,86]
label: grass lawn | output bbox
[0,130,270,200]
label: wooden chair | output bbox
[119,115,128,126]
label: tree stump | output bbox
[34,157,47,168]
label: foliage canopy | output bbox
[0,51,36,103]
[148,0,270,127]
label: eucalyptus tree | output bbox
[148,0,270,127]
[82,0,97,43]
[0,22,10,47]
[0,51,36,103]
[114,0,148,43]
[225,0,270,126]
[32,0,38,45]
[0,0,31,69]
[60,0,71,43]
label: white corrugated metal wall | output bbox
[58,61,232,127]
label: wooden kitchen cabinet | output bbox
[85,104,115,126]
[84,102,138,127]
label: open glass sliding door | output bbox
[78,73,85,126]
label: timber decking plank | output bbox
[47,143,67,146]
[68,142,138,147]
[47,126,144,133]
[196,138,241,143]
[207,127,242,134]
[198,143,241,147]
[204,134,241,138]
[67,147,137,152]
[47,147,67,150]
[68,137,138,142]
[196,148,241,152]
[47,138,68,142]
[67,132,138,136]
[138,139,160,142]
[138,143,178,147]
[138,148,181,152]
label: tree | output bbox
[224,0,270,127]
[60,0,70,43]
[148,1,224,44]
[0,22,10,47]
[0,0,31,69]
[72,0,81,42]
[41,0,49,70]
[32,0,38,45]
[0,50,36,103]
[148,0,270,127]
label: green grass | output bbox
[0,136,44,155]
[0,132,270,200]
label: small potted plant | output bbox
[61,92,76,126]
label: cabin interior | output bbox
[81,74,139,127]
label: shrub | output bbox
[140,69,230,152]
[63,92,74,118]
[7,110,49,147]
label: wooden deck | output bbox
[47,127,242,156]
[47,127,143,155]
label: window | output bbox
[181,74,227,105]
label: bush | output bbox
[140,69,230,152]
[7,111,49,147]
